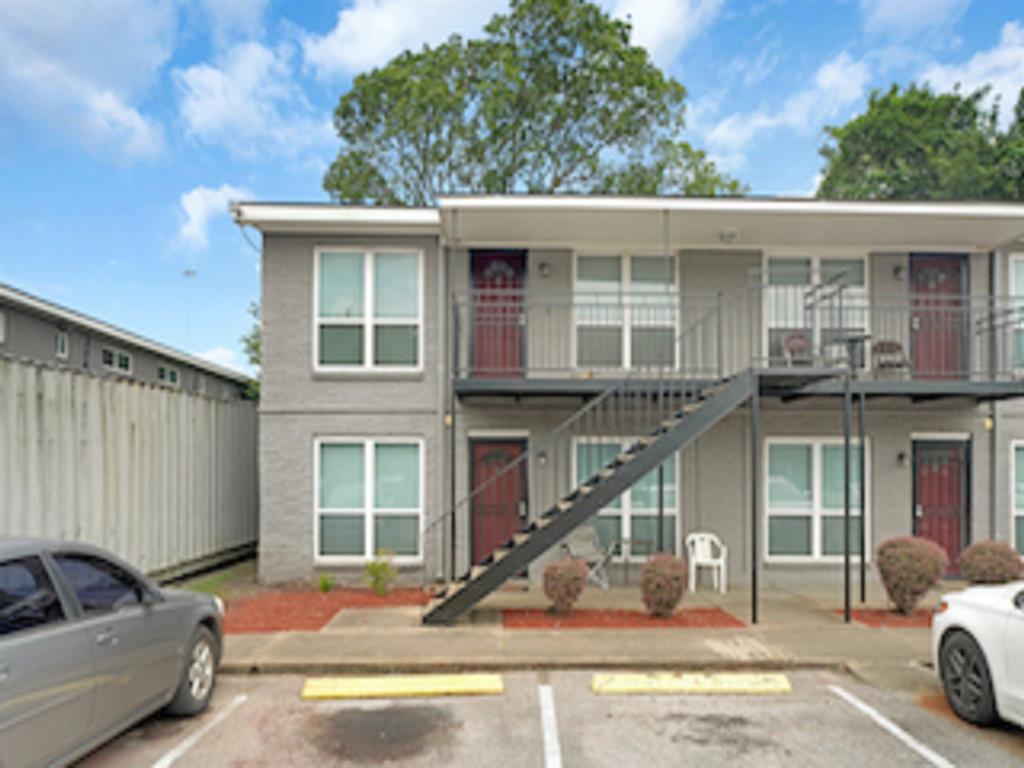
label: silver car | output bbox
[0,538,224,767]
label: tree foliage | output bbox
[817,84,1024,200]
[324,0,742,204]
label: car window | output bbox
[0,557,65,636]
[53,554,143,615]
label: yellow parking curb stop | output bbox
[301,673,504,700]
[592,672,792,695]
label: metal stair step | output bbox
[493,548,509,562]
[617,452,635,464]
[598,467,616,479]
[513,532,530,545]
[578,484,594,496]
[470,565,486,580]
[535,516,554,528]
[556,500,572,512]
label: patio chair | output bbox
[685,532,728,594]
[783,332,812,366]
[561,525,615,590]
[872,339,909,374]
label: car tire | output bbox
[940,630,996,726]
[167,625,219,716]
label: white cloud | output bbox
[607,0,724,68]
[0,0,173,160]
[302,0,503,80]
[860,0,967,40]
[179,184,252,250]
[920,21,1024,128]
[705,52,871,164]
[199,0,268,47]
[198,346,248,374]
[175,42,333,160]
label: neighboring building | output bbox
[236,197,1024,623]
[0,283,249,401]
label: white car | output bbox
[932,581,1024,728]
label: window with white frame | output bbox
[101,346,132,375]
[765,255,868,367]
[55,331,69,360]
[766,438,867,560]
[1011,254,1023,371]
[574,438,677,558]
[316,438,423,561]
[157,365,180,387]
[1013,442,1023,556]
[315,249,421,370]
[575,255,677,369]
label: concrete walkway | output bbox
[221,583,939,690]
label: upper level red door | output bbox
[471,251,527,378]
[910,254,967,379]
[470,439,528,564]
[913,440,968,571]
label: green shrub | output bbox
[640,554,687,617]
[543,558,587,614]
[317,574,334,593]
[877,537,947,614]
[958,541,1023,584]
[364,550,398,596]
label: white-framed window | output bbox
[0,310,7,344]
[1013,441,1024,556]
[1010,253,1023,371]
[314,247,423,372]
[55,331,69,360]
[101,346,132,375]
[157,365,180,387]
[764,253,868,367]
[572,437,678,560]
[315,437,424,563]
[574,254,677,370]
[765,437,869,562]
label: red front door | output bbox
[913,440,968,570]
[470,439,528,564]
[471,250,527,378]
[910,254,967,379]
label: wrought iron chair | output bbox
[561,525,615,590]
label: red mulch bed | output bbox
[841,608,932,628]
[223,588,430,634]
[502,607,745,629]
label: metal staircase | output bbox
[423,307,756,624]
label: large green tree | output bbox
[324,0,742,204]
[817,84,1024,200]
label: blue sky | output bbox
[0,0,1021,374]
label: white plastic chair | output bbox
[685,532,728,594]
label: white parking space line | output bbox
[538,683,563,768]
[151,694,248,768]
[828,685,955,768]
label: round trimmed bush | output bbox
[958,541,1023,584]
[640,554,687,617]
[876,536,948,615]
[543,558,587,614]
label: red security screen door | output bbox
[470,440,528,564]
[910,254,967,379]
[471,250,527,378]
[913,440,968,570]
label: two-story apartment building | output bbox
[236,196,1024,623]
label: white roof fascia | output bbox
[0,284,251,383]
[232,203,440,233]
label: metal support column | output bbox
[843,371,852,624]
[858,391,866,603]
[657,464,665,553]
[750,376,759,625]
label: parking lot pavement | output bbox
[80,670,1023,768]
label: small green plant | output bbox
[318,574,334,593]
[365,549,398,596]
[544,558,587,614]
[877,536,948,614]
[958,541,1023,584]
[640,554,687,617]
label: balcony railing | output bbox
[452,287,1024,384]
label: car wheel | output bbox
[167,625,218,716]
[940,630,996,726]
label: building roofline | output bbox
[0,283,251,384]
[231,201,440,232]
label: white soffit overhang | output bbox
[231,203,440,235]
[439,196,1024,252]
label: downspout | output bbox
[439,217,451,583]
[988,250,997,540]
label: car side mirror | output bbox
[139,589,160,607]
[1015,591,1024,611]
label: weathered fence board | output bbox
[0,357,258,573]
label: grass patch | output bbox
[181,559,256,599]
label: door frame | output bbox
[911,436,972,561]
[908,253,969,377]
[469,249,529,377]
[468,436,530,564]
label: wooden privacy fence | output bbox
[0,356,258,574]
